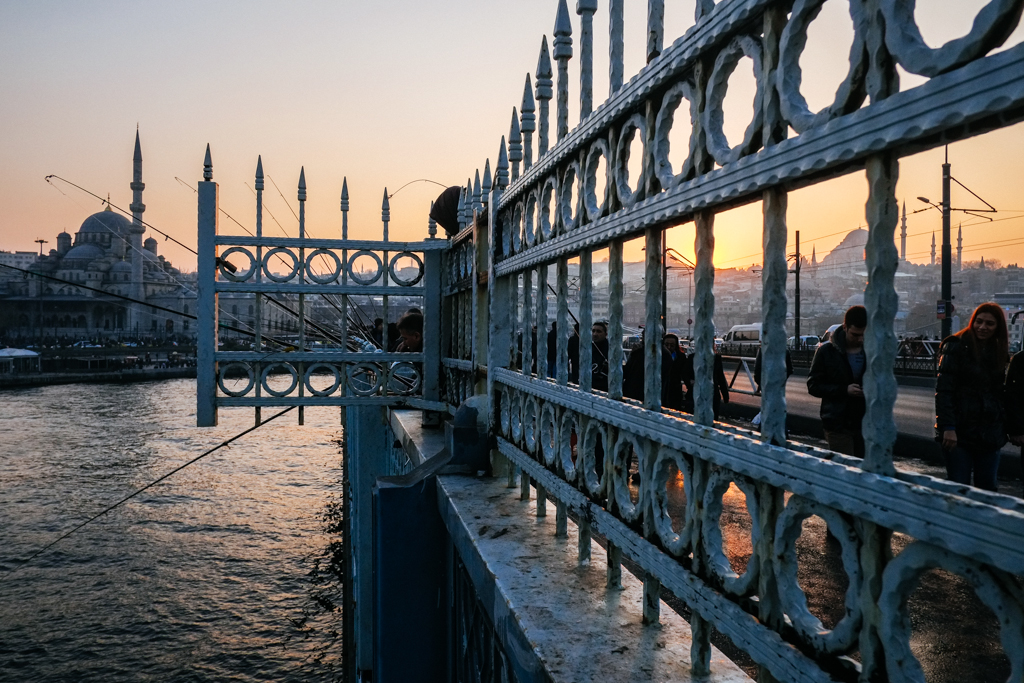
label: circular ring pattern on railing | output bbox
[777,0,868,134]
[389,361,422,396]
[773,495,863,654]
[579,418,608,496]
[219,247,257,282]
[558,410,580,482]
[704,34,765,167]
[610,430,646,523]
[583,138,611,222]
[539,175,558,241]
[305,249,343,284]
[614,113,648,208]
[653,81,697,189]
[304,362,342,396]
[701,468,761,596]
[510,390,524,442]
[512,201,525,254]
[524,189,539,248]
[217,361,255,397]
[539,401,559,466]
[262,247,300,283]
[559,160,582,233]
[523,395,540,453]
[348,250,384,286]
[499,387,511,437]
[346,361,384,396]
[261,362,299,397]
[878,541,1024,683]
[881,0,1022,78]
[649,444,694,557]
[389,251,424,286]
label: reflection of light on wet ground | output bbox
[720,483,753,572]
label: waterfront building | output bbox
[0,133,198,342]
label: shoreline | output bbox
[0,367,195,389]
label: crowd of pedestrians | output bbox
[536,299,1021,495]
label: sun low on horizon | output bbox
[2,0,1023,274]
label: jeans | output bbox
[823,428,865,459]
[945,445,1001,492]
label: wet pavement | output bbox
[639,421,1017,683]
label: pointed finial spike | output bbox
[510,108,522,143]
[255,156,264,190]
[482,159,492,197]
[554,0,572,36]
[522,74,536,114]
[203,144,213,181]
[134,130,142,161]
[537,36,553,79]
[495,138,510,190]
[297,167,307,201]
[382,188,390,211]
[340,177,349,212]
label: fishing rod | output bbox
[0,406,296,582]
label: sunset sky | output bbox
[2,0,1022,273]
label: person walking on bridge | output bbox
[935,302,1008,492]
[807,305,867,458]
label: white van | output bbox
[721,323,761,355]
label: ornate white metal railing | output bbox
[458,0,1024,681]
[196,150,445,427]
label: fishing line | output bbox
[45,175,197,256]
[0,263,291,348]
[0,406,296,582]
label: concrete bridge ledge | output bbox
[437,474,752,682]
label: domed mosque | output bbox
[0,132,197,339]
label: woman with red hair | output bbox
[935,302,1009,491]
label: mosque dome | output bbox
[63,243,105,261]
[111,260,132,273]
[78,207,132,236]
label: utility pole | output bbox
[941,150,952,339]
[794,231,801,348]
[919,147,996,339]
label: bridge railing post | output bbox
[196,144,218,427]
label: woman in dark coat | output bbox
[935,302,1009,491]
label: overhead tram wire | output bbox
[0,406,296,583]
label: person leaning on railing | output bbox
[807,305,867,458]
[935,302,1008,492]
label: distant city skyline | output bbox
[2,1,1023,272]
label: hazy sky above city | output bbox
[1,0,1023,273]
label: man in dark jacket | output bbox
[591,321,610,392]
[661,334,688,410]
[1005,350,1024,495]
[807,305,867,457]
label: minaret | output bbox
[810,244,817,274]
[129,130,146,330]
[956,223,963,272]
[930,231,936,266]
[900,201,907,261]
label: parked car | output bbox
[818,324,841,346]
[721,324,761,355]
[788,335,819,349]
